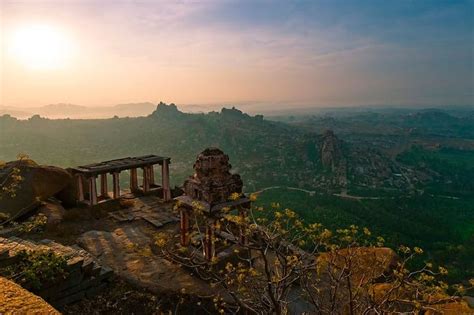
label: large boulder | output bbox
[0,159,72,221]
[424,300,473,315]
[37,200,66,226]
[0,276,60,314]
[316,247,398,285]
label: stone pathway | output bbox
[109,195,178,228]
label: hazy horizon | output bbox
[1,1,473,109]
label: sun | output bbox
[7,24,74,70]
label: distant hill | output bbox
[0,102,156,119]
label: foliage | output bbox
[256,188,474,284]
[0,249,69,290]
[156,197,472,314]
[0,153,28,201]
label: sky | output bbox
[1,0,473,111]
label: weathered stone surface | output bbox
[108,195,178,227]
[0,276,60,314]
[0,159,72,220]
[424,300,473,315]
[77,227,214,296]
[316,247,398,285]
[464,296,474,308]
[37,200,66,226]
[55,169,81,207]
[320,130,343,170]
[0,236,112,306]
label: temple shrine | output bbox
[71,155,171,206]
[176,148,250,260]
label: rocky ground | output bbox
[0,276,60,314]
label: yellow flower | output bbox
[414,247,423,254]
[285,208,296,218]
[230,192,241,201]
[438,266,448,275]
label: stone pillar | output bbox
[100,173,108,198]
[204,222,215,260]
[161,159,171,201]
[180,207,190,246]
[148,165,155,186]
[130,168,138,192]
[112,172,120,199]
[142,167,150,193]
[76,175,84,202]
[88,176,98,206]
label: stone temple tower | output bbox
[183,147,243,205]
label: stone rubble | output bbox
[0,236,113,307]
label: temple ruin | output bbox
[70,149,249,260]
[176,148,250,260]
[71,155,171,206]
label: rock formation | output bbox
[0,159,72,221]
[0,276,60,314]
[183,148,243,205]
[37,200,66,227]
[0,236,113,307]
[316,247,398,285]
[320,130,343,171]
[77,227,214,296]
[150,102,185,119]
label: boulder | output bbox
[316,247,398,285]
[424,300,473,315]
[0,159,72,221]
[0,276,60,314]
[37,201,66,226]
[55,168,80,207]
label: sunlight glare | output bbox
[8,24,74,70]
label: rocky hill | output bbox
[1,103,451,195]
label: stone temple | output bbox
[177,148,249,260]
[183,147,243,205]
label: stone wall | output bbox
[0,236,113,308]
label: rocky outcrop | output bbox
[150,102,185,119]
[37,200,66,226]
[316,247,398,285]
[0,159,72,221]
[320,130,343,171]
[0,276,60,314]
[77,227,214,296]
[0,236,113,307]
[318,130,347,186]
[424,301,473,315]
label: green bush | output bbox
[1,249,69,290]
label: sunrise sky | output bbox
[1,0,473,110]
